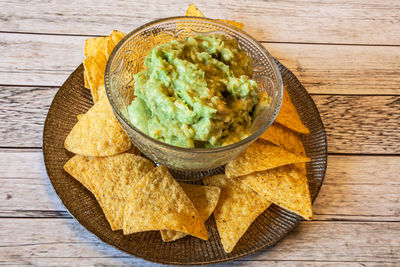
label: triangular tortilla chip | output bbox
[63,153,154,230]
[84,36,109,58]
[84,69,90,89]
[105,30,127,60]
[161,183,220,242]
[83,55,107,102]
[63,155,93,191]
[96,84,107,101]
[64,96,131,156]
[185,3,205,17]
[260,122,306,156]
[225,139,310,178]
[239,164,313,220]
[123,166,209,240]
[275,86,310,134]
[217,19,244,29]
[203,174,271,253]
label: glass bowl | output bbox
[105,16,283,176]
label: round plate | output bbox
[43,59,327,265]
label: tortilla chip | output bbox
[123,166,209,240]
[96,84,107,101]
[161,183,220,242]
[225,139,310,179]
[84,36,109,58]
[77,114,84,120]
[83,55,107,102]
[276,87,310,134]
[185,3,205,17]
[64,96,131,156]
[239,164,313,220]
[260,122,306,156]
[84,69,90,89]
[217,19,244,29]
[105,30,127,60]
[203,174,271,253]
[63,155,93,191]
[63,153,154,230]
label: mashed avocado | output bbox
[128,34,264,148]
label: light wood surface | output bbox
[1,1,399,266]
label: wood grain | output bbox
[1,33,399,94]
[1,150,399,221]
[267,43,400,95]
[315,95,400,154]
[2,85,399,154]
[1,0,400,45]
[0,218,399,264]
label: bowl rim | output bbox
[105,16,283,153]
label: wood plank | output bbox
[0,258,394,267]
[267,43,400,95]
[0,218,398,264]
[315,95,400,154]
[1,83,399,153]
[0,33,84,87]
[1,150,399,221]
[1,33,400,94]
[1,0,400,45]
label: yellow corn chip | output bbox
[63,153,154,230]
[276,87,310,134]
[84,36,109,58]
[96,84,107,101]
[185,3,205,17]
[105,30,127,60]
[77,114,84,120]
[203,174,271,253]
[83,55,107,102]
[260,122,306,156]
[161,183,220,242]
[123,166,209,240]
[64,96,131,156]
[84,69,89,89]
[239,164,313,220]
[217,19,244,29]
[63,155,93,191]
[225,139,310,179]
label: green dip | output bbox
[128,34,265,148]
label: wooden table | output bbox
[1,1,399,266]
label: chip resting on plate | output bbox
[105,30,127,60]
[161,183,220,242]
[96,84,107,101]
[203,174,271,253]
[260,122,306,156]
[63,155,93,191]
[84,36,109,58]
[275,86,310,134]
[63,153,154,230]
[64,96,131,156]
[83,55,107,103]
[225,139,310,178]
[239,164,313,220]
[123,166,209,240]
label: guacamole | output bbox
[128,34,265,148]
